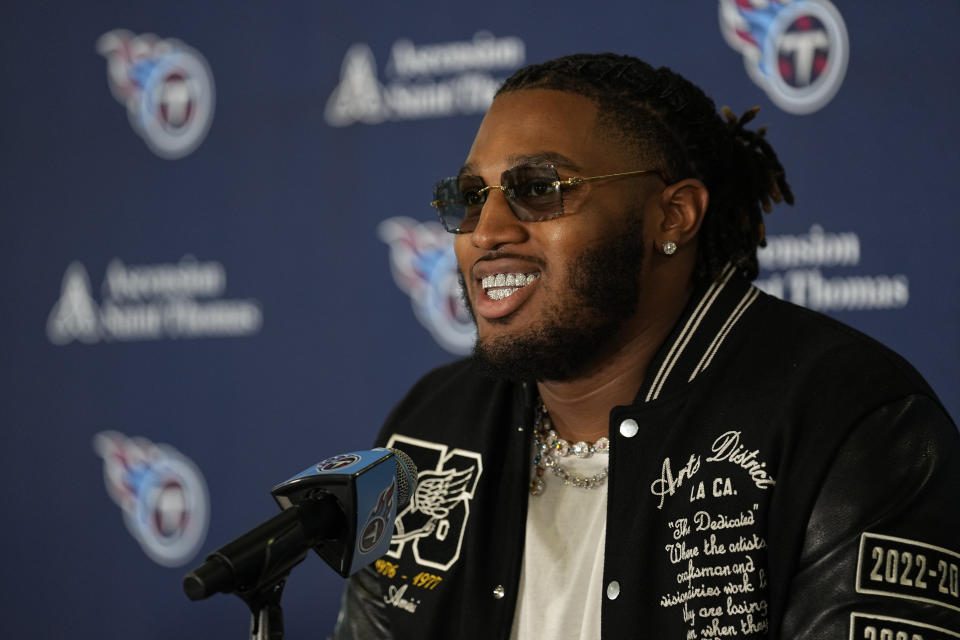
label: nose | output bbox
[470,189,528,250]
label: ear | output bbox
[656,178,708,249]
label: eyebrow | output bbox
[459,151,583,177]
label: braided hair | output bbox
[496,53,793,283]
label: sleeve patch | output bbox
[850,613,960,640]
[856,533,960,612]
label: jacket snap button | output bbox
[618,419,639,438]
[492,584,505,599]
[606,580,620,600]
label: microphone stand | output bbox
[232,513,313,640]
[184,448,416,637]
[184,503,324,640]
[243,577,289,640]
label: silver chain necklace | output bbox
[530,400,611,496]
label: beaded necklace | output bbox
[530,400,610,496]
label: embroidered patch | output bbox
[856,533,960,612]
[849,613,960,640]
[384,434,483,572]
[650,429,776,635]
[649,429,776,510]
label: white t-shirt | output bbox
[509,454,608,640]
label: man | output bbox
[333,54,960,639]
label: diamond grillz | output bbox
[481,273,539,301]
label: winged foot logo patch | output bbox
[385,434,483,572]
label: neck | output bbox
[537,275,693,443]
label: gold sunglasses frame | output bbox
[430,166,668,233]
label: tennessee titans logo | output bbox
[379,217,476,355]
[385,435,482,572]
[94,431,209,567]
[97,30,215,159]
[359,483,396,553]
[719,0,849,114]
[317,453,361,472]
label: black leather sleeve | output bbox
[781,395,960,638]
[329,565,393,640]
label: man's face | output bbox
[454,89,664,381]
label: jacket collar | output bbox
[636,263,760,404]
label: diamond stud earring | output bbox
[662,241,677,255]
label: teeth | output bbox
[481,272,539,289]
[481,272,539,300]
[488,288,518,301]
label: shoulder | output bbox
[745,290,936,399]
[374,358,519,447]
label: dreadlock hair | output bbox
[496,53,793,283]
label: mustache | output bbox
[473,251,546,269]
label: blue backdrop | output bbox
[2,1,957,637]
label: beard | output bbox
[464,214,645,382]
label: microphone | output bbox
[183,447,417,601]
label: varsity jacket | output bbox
[332,265,960,639]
